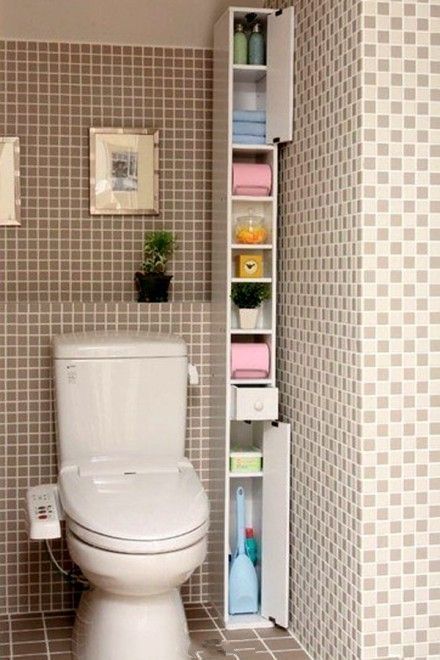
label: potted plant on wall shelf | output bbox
[135,230,177,302]
[231,282,271,330]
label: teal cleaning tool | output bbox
[228,486,259,614]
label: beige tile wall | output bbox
[0,302,212,615]
[360,1,439,658]
[0,40,212,303]
[266,0,439,659]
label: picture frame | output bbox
[0,137,21,226]
[89,128,159,215]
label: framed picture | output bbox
[0,137,21,226]
[89,128,159,215]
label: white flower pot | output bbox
[238,308,259,330]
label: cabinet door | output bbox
[261,421,290,627]
[266,7,294,144]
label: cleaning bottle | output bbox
[248,22,265,65]
[233,23,248,65]
[245,528,258,566]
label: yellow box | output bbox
[236,254,263,278]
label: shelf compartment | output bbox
[233,64,267,83]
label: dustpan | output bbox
[228,486,258,615]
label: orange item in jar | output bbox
[235,225,268,244]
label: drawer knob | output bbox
[254,400,264,411]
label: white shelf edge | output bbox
[232,64,268,83]
[230,329,273,334]
[231,196,274,203]
[232,144,274,152]
[231,243,273,250]
[231,277,272,283]
[225,612,274,630]
[230,378,273,385]
[229,471,263,478]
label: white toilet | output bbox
[52,331,209,660]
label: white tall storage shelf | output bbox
[212,7,294,630]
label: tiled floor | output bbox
[0,603,309,659]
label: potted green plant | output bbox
[134,230,177,302]
[230,282,271,329]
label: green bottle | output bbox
[234,23,248,65]
[248,23,265,65]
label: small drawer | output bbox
[230,386,278,421]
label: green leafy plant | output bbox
[143,230,177,274]
[230,282,271,309]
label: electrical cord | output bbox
[45,540,90,589]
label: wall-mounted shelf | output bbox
[212,4,294,633]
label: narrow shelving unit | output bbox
[212,5,294,632]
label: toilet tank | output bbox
[53,332,188,469]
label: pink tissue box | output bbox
[232,163,272,197]
[231,342,270,379]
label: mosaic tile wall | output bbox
[265,1,364,658]
[360,1,439,658]
[0,40,212,303]
[266,0,439,659]
[0,302,212,615]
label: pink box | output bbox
[231,342,270,379]
[232,163,272,197]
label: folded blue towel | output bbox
[233,121,266,136]
[233,110,266,123]
[233,134,266,145]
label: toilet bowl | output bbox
[50,332,210,660]
[60,457,208,660]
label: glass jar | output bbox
[234,212,268,244]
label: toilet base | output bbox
[72,587,191,660]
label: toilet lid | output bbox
[58,458,209,544]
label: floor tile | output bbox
[3,604,303,659]
[264,637,302,651]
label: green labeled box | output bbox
[229,446,262,473]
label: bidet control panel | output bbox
[26,484,63,540]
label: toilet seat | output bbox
[58,457,209,554]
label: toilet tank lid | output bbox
[53,331,187,359]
